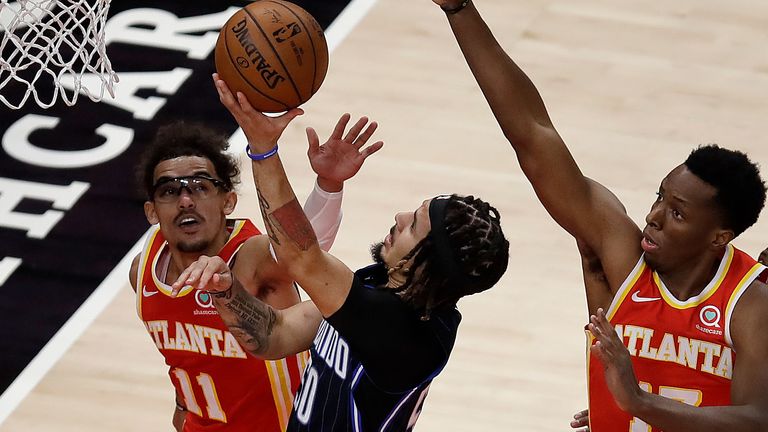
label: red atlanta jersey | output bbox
[136,219,307,432]
[588,244,765,432]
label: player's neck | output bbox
[165,228,232,284]
[385,269,407,290]
[655,248,726,301]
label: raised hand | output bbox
[588,308,644,412]
[570,409,589,432]
[171,255,232,298]
[212,73,303,154]
[306,113,384,191]
[432,0,461,8]
[431,0,469,12]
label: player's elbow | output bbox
[273,245,323,280]
[502,118,553,152]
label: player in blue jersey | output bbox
[171,74,510,431]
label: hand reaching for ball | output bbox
[213,73,303,155]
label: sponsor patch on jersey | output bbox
[194,290,218,315]
[695,305,723,336]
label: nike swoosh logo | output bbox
[631,291,661,303]
[142,285,159,297]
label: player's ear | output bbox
[223,191,237,215]
[712,229,734,248]
[144,201,159,225]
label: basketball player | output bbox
[571,243,768,432]
[170,74,510,431]
[433,0,768,430]
[129,120,379,432]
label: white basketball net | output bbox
[0,0,118,109]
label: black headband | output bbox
[428,196,470,285]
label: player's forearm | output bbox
[211,276,279,358]
[250,156,322,274]
[445,3,603,243]
[632,393,766,432]
[444,2,554,147]
[303,180,343,252]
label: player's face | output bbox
[144,156,236,255]
[377,199,433,269]
[641,165,731,272]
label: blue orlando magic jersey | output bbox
[286,264,461,431]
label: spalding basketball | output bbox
[215,0,329,113]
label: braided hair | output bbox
[136,121,240,199]
[392,195,510,320]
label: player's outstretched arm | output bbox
[303,109,383,250]
[588,296,768,431]
[213,73,383,317]
[433,0,640,276]
[172,255,322,359]
[237,133,382,298]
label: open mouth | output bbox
[641,234,659,252]
[176,214,202,231]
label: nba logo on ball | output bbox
[215,0,329,113]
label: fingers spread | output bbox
[361,141,384,158]
[331,113,352,140]
[353,121,378,148]
[306,127,320,154]
[344,116,370,143]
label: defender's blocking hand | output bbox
[307,113,383,192]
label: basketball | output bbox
[215,0,329,113]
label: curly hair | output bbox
[684,144,766,237]
[136,121,240,199]
[392,195,510,319]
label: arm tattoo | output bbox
[214,284,277,356]
[253,177,281,246]
[258,191,281,246]
[253,176,316,251]
[269,198,318,251]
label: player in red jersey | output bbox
[128,121,380,431]
[433,0,768,431]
